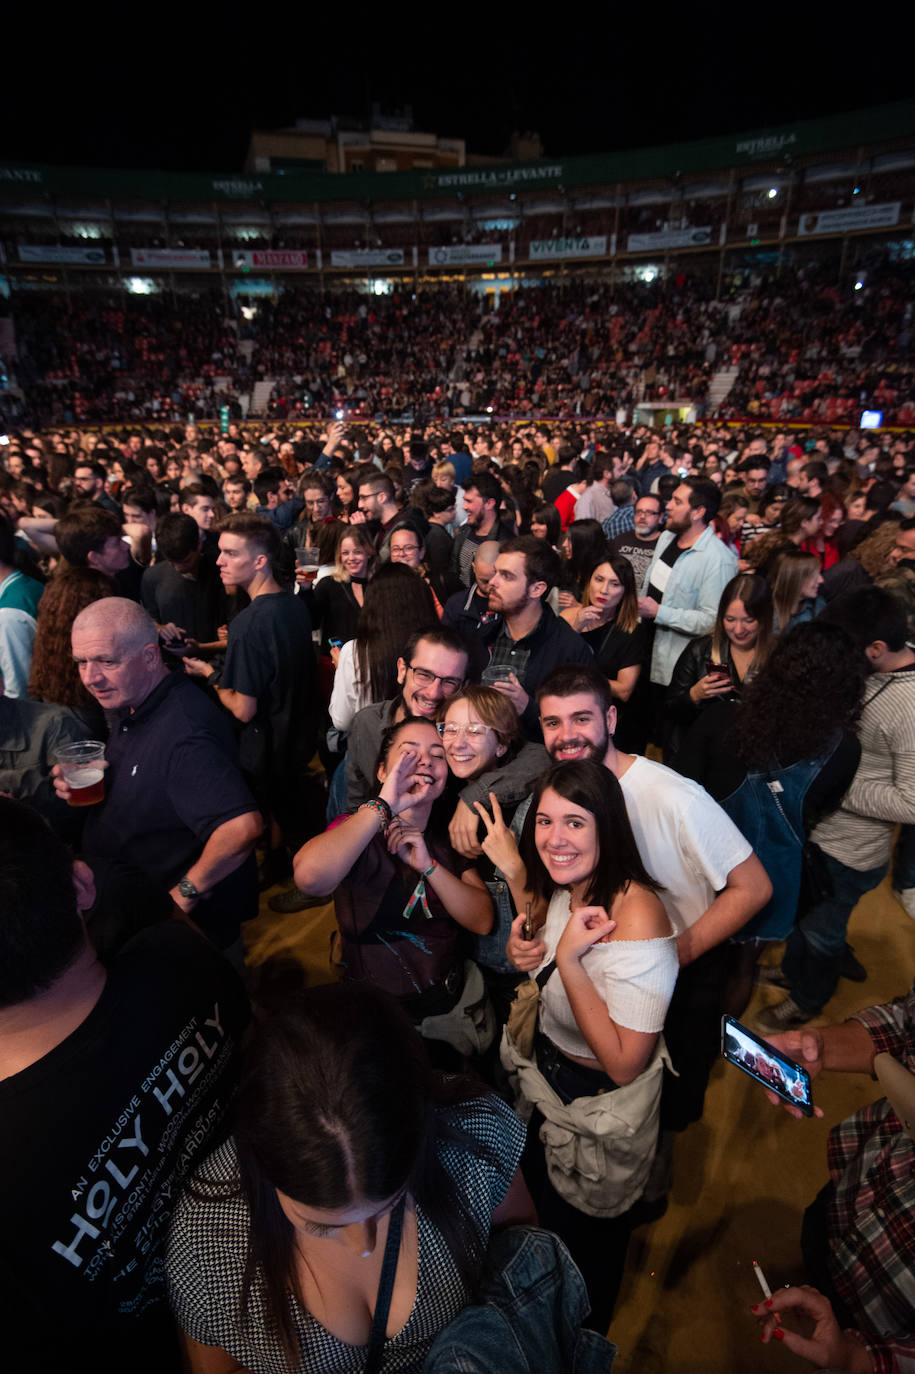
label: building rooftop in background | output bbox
[245,106,465,177]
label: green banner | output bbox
[1,100,913,206]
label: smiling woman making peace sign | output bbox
[292,717,492,1058]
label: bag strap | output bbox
[535,959,557,991]
[363,1194,407,1374]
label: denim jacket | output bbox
[422,1227,616,1373]
[641,525,737,686]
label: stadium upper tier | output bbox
[4,259,914,428]
[2,101,915,276]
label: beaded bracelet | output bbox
[358,797,393,827]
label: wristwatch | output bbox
[177,877,199,901]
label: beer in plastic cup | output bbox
[56,741,106,807]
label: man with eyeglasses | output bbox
[337,624,549,861]
[342,628,469,814]
[270,626,473,913]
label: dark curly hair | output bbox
[728,621,867,770]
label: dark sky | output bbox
[2,9,912,171]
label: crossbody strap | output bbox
[363,1194,407,1374]
[536,959,557,991]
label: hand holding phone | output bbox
[721,1015,815,1117]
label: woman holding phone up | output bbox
[484,759,678,1333]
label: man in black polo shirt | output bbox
[64,598,262,955]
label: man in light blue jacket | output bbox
[637,477,737,689]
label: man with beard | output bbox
[482,537,593,738]
[608,492,663,589]
[637,479,737,702]
[496,664,770,1196]
[451,473,514,587]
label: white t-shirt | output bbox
[619,755,752,937]
[328,639,369,733]
[536,891,678,1061]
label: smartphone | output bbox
[721,1014,814,1116]
[163,635,191,657]
[705,656,731,681]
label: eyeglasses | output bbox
[407,664,464,693]
[439,722,493,740]
[391,544,420,556]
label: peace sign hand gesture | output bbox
[473,792,525,884]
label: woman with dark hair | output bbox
[742,494,822,576]
[560,551,650,753]
[665,573,773,769]
[167,982,531,1373]
[739,482,789,550]
[529,503,561,549]
[294,716,493,1053]
[676,621,866,1014]
[334,466,361,521]
[329,566,437,733]
[495,759,676,1331]
[557,519,606,613]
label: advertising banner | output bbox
[626,227,713,253]
[17,244,107,265]
[130,247,211,268]
[529,236,608,260]
[798,203,901,236]
[427,244,503,265]
[330,248,405,268]
[232,249,309,269]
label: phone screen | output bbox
[721,1014,814,1116]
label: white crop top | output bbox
[535,890,679,1062]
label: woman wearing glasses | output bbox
[439,686,548,1039]
[293,716,495,1064]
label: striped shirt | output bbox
[812,664,915,870]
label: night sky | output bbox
[2,8,912,171]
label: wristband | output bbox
[422,860,438,878]
[359,797,393,827]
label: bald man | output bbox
[61,598,262,955]
[442,538,502,678]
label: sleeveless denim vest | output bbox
[720,736,840,942]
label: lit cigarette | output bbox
[753,1261,781,1325]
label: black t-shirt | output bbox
[221,590,317,779]
[0,923,248,1374]
[140,557,228,643]
[541,466,571,506]
[306,576,363,653]
[646,538,686,605]
[582,619,649,681]
[608,531,662,592]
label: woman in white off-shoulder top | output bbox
[498,758,678,1334]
